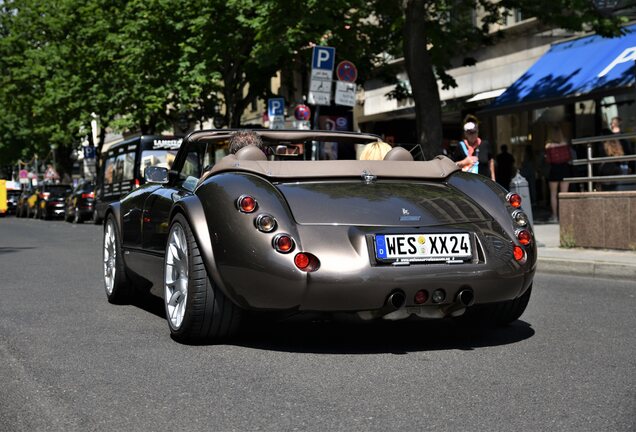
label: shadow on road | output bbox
[233,319,535,354]
[128,291,535,354]
[0,246,35,255]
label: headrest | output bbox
[235,145,267,161]
[383,147,414,161]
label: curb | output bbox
[537,257,636,281]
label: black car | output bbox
[35,184,72,220]
[6,188,21,215]
[65,181,95,223]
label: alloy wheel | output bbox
[165,223,189,330]
[103,221,117,295]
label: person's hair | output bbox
[359,141,392,160]
[500,144,508,152]
[463,114,479,126]
[229,130,265,154]
[611,116,622,124]
[546,125,565,143]
[603,139,624,157]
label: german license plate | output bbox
[375,233,471,263]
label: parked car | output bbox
[65,181,95,223]
[34,183,72,220]
[6,188,21,215]
[103,129,536,343]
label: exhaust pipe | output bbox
[387,291,406,310]
[456,289,475,307]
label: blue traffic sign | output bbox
[311,46,336,71]
[83,146,96,159]
[267,98,285,117]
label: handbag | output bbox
[545,144,571,164]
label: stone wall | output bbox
[559,192,636,250]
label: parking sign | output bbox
[312,46,335,71]
[309,46,336,106]
[267,98,285,117]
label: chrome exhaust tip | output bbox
[456,289,475,307]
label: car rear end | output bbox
[198,165,535,321]
[41,185,72,219]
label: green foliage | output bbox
[0,0,629,170]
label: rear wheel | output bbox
[462,285,532,326]
[164,214,242,342]
[103,215,131,304]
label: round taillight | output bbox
[255,214,277,232]
[516,229,532,246]
[513,245,527,263]
[273,234,294,253]
[294,252,320,272]
[507,192,522,208]
[294,253,310,269]
[237,195,256,213]
[414,290,428,304]
[512,210,529,227]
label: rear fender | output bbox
[170,195,251,308]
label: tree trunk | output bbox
[403,0,443,160]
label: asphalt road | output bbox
[1,217,635,432]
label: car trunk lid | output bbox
[277,180,491,226]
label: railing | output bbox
[564,132,636,192]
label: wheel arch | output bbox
[169,196,246,308]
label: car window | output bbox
[46,185,72,197]
[140,150,178,177]
[103,157,115,185]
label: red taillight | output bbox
[513,245,526,263]
[134,179,140,188]
[273,234,294,253]
[237,195,257,213]
[516,229,532,246]
[507,192,522,208]
[294,252,320,272]
[81,192,94,199]
[414,290,429,304]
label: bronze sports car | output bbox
[102,129,536,342]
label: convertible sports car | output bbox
[103,129,536,342]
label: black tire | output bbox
[165,214,242,342]
[103,215,131,304]
[93,208,102,225]
[461,285,532,326]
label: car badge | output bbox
[361,170,376,184]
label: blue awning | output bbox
[490,24,636,110]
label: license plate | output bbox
[375,233,472,263]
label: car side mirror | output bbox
[145,166,169,184]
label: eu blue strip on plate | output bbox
[375,235,387,259]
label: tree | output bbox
[398,0,628,158]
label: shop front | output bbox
[482,24,636,213]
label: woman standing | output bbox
[544,125,572,223]
[453,116,495,182]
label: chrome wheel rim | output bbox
[103,220,116,295]
[165,224,189,330]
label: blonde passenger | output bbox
[359,141,392,160]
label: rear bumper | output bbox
[213,224,536,314]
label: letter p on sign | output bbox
[598,46,636,78]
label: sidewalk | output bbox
[533,222,636,281]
